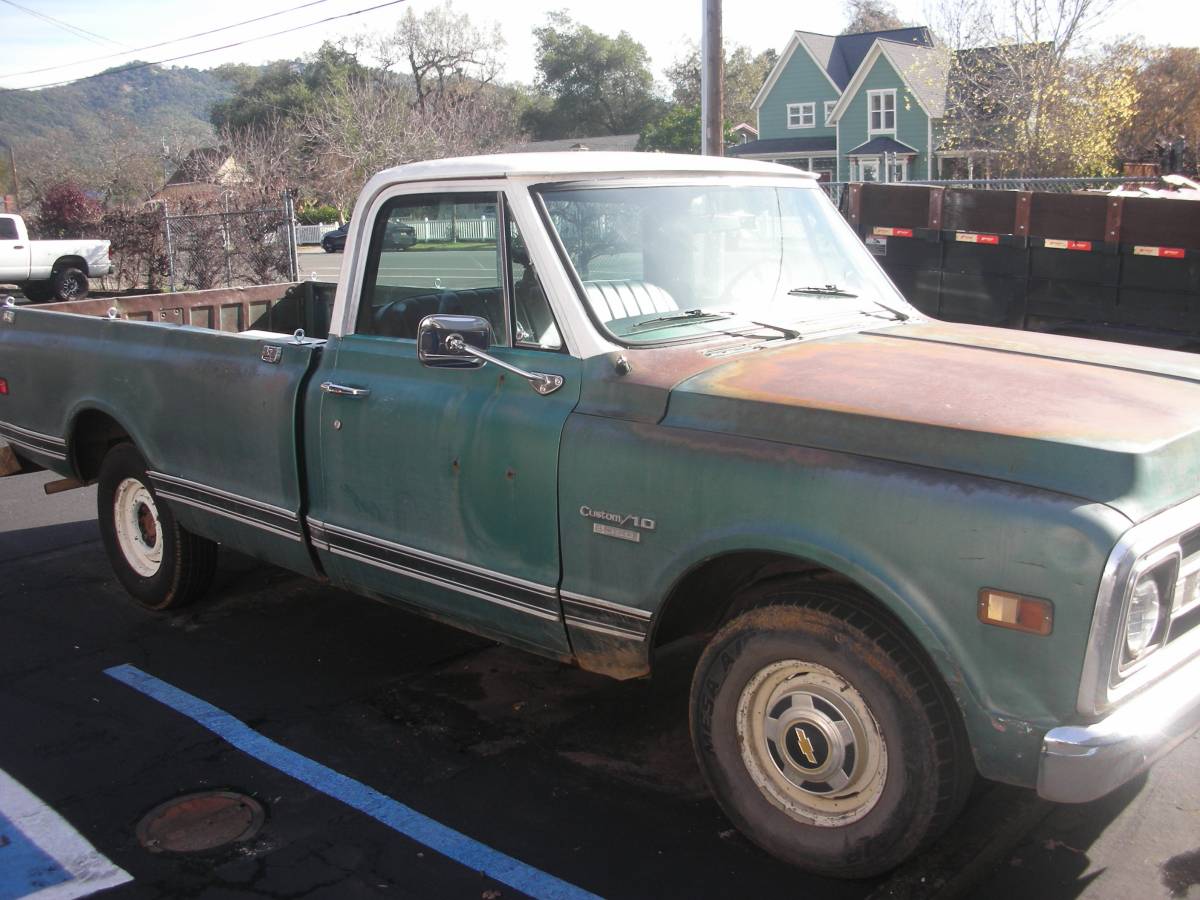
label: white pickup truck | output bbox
[0,213,113,302]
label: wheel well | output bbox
[649,551,851,663]
[53,256,88,276]
[69,410,131,481]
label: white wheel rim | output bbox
[114,477,163,577]
[737,660,888,827]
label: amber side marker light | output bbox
[978,589,1054,636]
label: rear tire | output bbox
[689,583,974,878]
[52,266,88,301]
[19,281,54,303]
[97,443,217,610]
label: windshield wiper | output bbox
[863,300,910,322]
[630,309,733,332]
[788,284,858,297]
[787,284,909,322]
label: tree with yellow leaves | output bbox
[930,0,1138,177]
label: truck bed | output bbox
[0,281,335,577]
[33,281,337,339]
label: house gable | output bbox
[833,47,934,180]
[755,33,842,142]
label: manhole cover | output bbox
[136,791,265,853]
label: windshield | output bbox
[537,182,912,344]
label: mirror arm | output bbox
[444,334,564,396]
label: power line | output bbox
[0,0,125,48]
[1,0,406,92]
[0,0,336,80]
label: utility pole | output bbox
[701,0,724,156]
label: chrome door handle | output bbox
[320,381,371,398]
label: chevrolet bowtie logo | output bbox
[795,726,818,766]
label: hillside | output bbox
[0,63,230,144]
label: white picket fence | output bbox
[293,218,498,245]
[295,223,341,245]
[401,218,497,241]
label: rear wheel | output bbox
[689,583,974,878]
[52,266,88,301]
[97,444,217,610]
[19,281,54,303]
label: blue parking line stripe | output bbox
[104,663,602,900]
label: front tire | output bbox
[97,444,217,610]
[52,266,88,301]
[689,584,973,878]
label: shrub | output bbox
[32,182,102,239]
[296,203,341,225]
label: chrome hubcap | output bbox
[114,478,163,577]
[737,660,887,827]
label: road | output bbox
[1,468,1197,900]
[298,247,499,289]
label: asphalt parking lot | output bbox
[2,468,1198,900]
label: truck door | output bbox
[0,216,30,280]
[308,188,580,657]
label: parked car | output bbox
[2,152,1198,879]
[321,222,348,253]
[322,220,416,253]
[0,213,112,302]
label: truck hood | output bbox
[663,321,1200,523]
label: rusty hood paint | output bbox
[664,321,1200,523]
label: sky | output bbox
[0,0,1196,93]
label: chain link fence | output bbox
[162,192,299,292]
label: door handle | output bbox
[320,381,370,398]
[13,245,23,249]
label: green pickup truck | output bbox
[3,152,1199,877]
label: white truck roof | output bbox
[368,151,819,186]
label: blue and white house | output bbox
[729,27,954,182]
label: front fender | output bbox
[558,413,1130,786]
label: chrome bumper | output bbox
[1038,651,1200,803]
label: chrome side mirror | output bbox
[417,314,491,369]
[416,313,565,396]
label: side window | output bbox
[356,192,507,343]
[506,204,563,351]
[0,218,18,240]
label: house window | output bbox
[824,100,837,126]
[856,158,881,182]
[787,102,815,129]
[868,90,896,133]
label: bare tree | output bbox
[355,1,504,111]
[301,75,523,214]
[219,117,303,207]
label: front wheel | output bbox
[689,584,974,878]
[97,444,217,610]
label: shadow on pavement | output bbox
[0,519,100,562]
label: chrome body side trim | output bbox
[317,521,559,599]
[561,591,651,642]
[327,545,560,622]
[308,518,561,621]
[146,472,303,542]
[0,420,68,460]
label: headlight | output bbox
[1125,573,1162,657]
